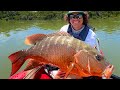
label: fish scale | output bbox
[26,36,89,70]
[26,35,79,69]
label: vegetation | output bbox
[0,11,120,21]
[0,11,66,20]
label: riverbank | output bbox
[0,11,120,21]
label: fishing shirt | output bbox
[60,24,98,48]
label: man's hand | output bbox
[50,70,82,79]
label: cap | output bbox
[67,11,85,15]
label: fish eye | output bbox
[95,55,101,61]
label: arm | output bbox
[59,24,69,32]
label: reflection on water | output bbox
[90,17,120,33]
[0,19,120,79]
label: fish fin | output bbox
[24,59,43,71]
[25,31,71,46]
[25,34,46,45]
[8,50,27,76]
[9,70,27,79]
[64,62,75,79]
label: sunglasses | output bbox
[69,14,83,19]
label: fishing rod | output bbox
[96,38,120,79]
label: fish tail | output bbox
[8,50,27,76]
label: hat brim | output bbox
[67,11,84,15]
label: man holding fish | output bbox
[48,11,104,79]
[9,11,114,79]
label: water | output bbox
[96,30,120,76]
[0,19,120,79]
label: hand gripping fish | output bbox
[8,31,114,79]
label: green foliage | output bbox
[89,11,120,19]
[0,11,120,21]
[0,11,67,20]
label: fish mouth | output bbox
[102,65,114,79]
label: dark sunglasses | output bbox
[69,14,83,19]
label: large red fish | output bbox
[8,32,114,79]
